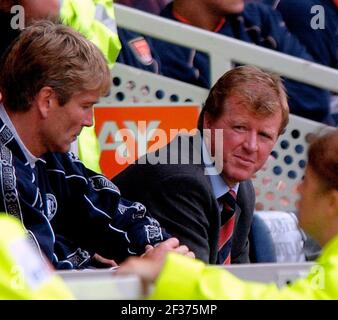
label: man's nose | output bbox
[243,132,258,152]
[83,109,94,127]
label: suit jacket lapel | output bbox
[234,202,241,229]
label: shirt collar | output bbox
[0,104,39,168]
[202,139,239,200]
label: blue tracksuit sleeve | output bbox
[154,39,208,87]
[45,152,171,265]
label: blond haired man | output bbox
[0,21,190,270]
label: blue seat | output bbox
[249,213,277,263]
[250,211,308,263]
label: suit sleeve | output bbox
[154,174,218,263]
[113,168,217,263]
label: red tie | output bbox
[218,190,237,264]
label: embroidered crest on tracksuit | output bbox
[128,37,154,65]
[46,193,57,221]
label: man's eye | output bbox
[259,133,272,140]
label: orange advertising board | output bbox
[94,105,200,178]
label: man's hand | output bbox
[92,253,118,268]
[116,237,195,286]
[142,237,195,261]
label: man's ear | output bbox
[203,112,211,130]
[35,86,54,119]
[202,113,211,142]
[203,113,218,158]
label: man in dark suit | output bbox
[113,66,289,264]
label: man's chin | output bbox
[51,144,71,154]
[229,2,245,14]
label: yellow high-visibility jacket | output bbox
[61,0,121,173]
[61,0,121,68]
[151,235,338,299]
[0,215,73,299]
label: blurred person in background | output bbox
[151,0,333,124]
[264,0,338,124]
[116,0,171,15]
[263,0,337,69]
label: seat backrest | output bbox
[249,212,277,263]
[253,211,306,263]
